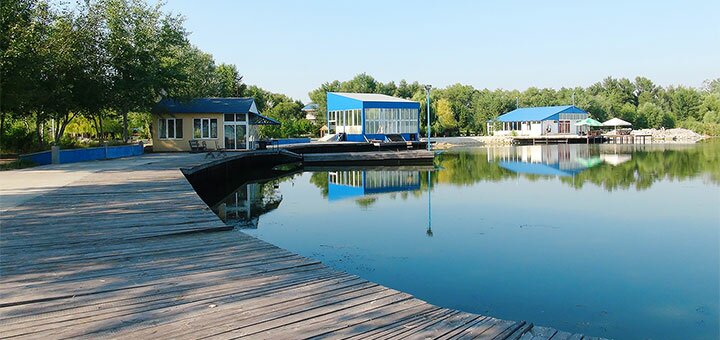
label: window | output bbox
[193,118,218,139]
[159,118,183,139]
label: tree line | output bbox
[309,74,720,137]
[1,0,309,153]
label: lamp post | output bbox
[425,84,432,151]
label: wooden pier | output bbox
[0,153,602,339]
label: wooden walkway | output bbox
[0,154,600,339]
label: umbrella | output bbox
[575,118,603,127]
[602,118,632,127]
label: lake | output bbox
[210,141,720,339]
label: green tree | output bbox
[638,102,674,129]
[669,86,702,121]
[435,98,457,135]
[103,0,188,142]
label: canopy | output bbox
[603,118,632,127]
[575,118,603,127]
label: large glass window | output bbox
[363,108,418,134]
[159,118,183,139]
[193,118,218,139]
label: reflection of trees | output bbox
[355,197,377,209]
[560,145,720,191]
[310,172,329,197]
[435,143,720,191]
[213,176,295,228]
[307,142,719,194]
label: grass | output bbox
[0,158,36,171]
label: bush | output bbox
[677,120,720,136]
[0,158,36,171]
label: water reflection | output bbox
[200,141,719,340]
[327,170,422,201]
[490,144,602,177]
[436,141,720,191]
[213,180,286,229]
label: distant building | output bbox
[302,103,319,122]
[489,105,588,137]
[151,98,279,152]
[326,92,420,142]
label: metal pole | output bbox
[427,170,432,237]
[425,85,432,151]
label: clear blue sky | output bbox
[163,0,719,102]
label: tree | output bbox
[638,102,673,129]
[214,64,246,97]
[669,86,702,121]
[103,0,188,142]
[700,93,720,124]
[435,98,457,135]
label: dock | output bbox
[303,150,435,166]
[512,135,604,145]
[604,133,652,144]
[0,152,601,339]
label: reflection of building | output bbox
[326,92,420,142]
[489,105,588,137]
[213,182,283,228]
[328,170,421,201]
[489,145,601,177]
[151,98,280,152]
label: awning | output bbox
[250,113,280,125]
[602,118,632,127]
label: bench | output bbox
[188,140,207,153]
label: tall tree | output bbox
[104,0,187,142]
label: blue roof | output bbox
[302,103,319,111]
[152,97,280,125]
[496,105,587,122]
[152,98,257,114]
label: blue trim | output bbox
[19,145,144,166]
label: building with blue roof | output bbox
[488,105,588,137]
[151,98,279,152]
[326,92,421,142]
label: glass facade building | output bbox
[326,92,421,142]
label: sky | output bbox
[162,0,719,102]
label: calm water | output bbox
[211,142,720,340]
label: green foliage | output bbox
[637,102,674,129]
[0,158,36,171]
[435,98,458,135]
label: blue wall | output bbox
[20,144,144,166]
[21,151,52,165]
[273,138,311,145]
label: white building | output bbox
[488,105,589,137]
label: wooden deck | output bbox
[0,154,601,339]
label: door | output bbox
[224,125,236,149]
[235,124,247,149]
